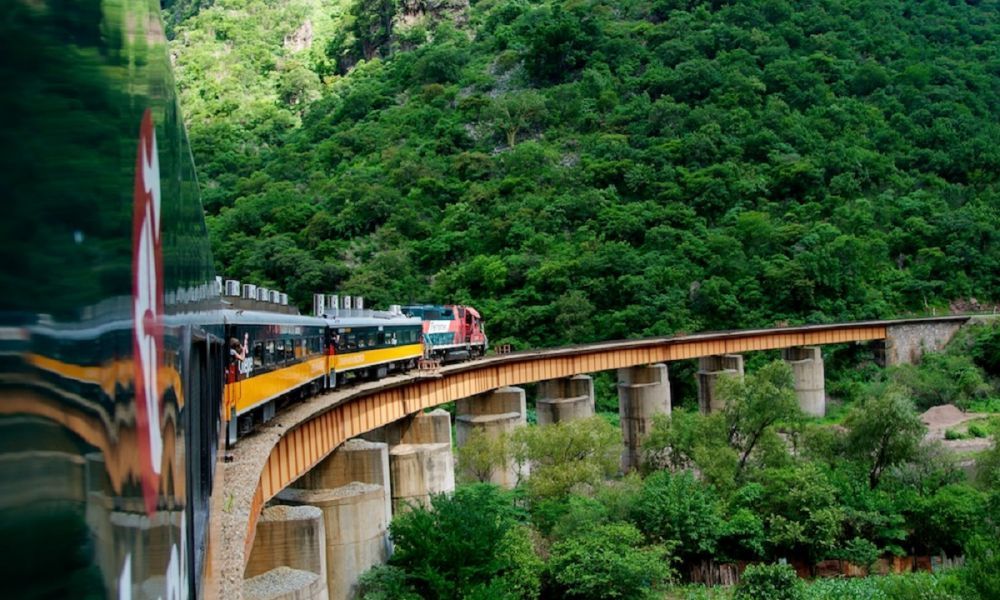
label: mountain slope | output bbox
[172,0,1000,347]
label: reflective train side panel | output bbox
[0,0,222,597]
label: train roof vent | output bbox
[326,294,339,317]
[279,292,288,306]
[224,280,240,296]
[243,284,257,299]
[313,294,325,316]
[269,290,280,303]
[257,287,269,302]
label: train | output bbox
[219,289,487,445]
[0,0,483,597]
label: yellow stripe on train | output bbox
[227,356,327,417]
[332,343,422,372]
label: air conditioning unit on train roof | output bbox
[279,293,288,306]
[356,297,364,311]
[342,295,352,310]
[224,280,240,296]
[313,294,325,316]
[326,294,339,316]
[269,290,280,303]
[215,276,223,295]
[243,284,257,299]
[257,287,269,302]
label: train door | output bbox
[223,324,242,446]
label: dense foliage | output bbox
[170,0,1000,348]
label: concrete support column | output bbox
[273,439,391,600]
[618,364,671,472]
[382,409,455,513]
[277,485,387,600]
[536,375,595,424]
[245,505,329,600]
[455,387,527,488]
[295,438,392,534]
[697,354,744,414]
[782,346,826,417]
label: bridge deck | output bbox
[214,315,969,598]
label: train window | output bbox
[377,331,386,346]
[309,337,321,354]
[285,340,294,361]
[265,341,275,365]
[253,342,263,368]
[346,334,357,350]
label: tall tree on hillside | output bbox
[351,0,397,60]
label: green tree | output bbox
[388,484,541,599]
[718,361,801,477]
[629,470,723,567]
[490,90,548,148]
[456,428,515,484]
[844,385,926,489]
[547,523,670,600]
[512,416,621,501]
[754,463,845,563]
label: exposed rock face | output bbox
[284,20,313,52]
[395,0,469,31]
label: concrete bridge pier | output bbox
[244,505,329,600]
[697,354,744,414]
[782,346,826,417]
[536,375,595,424]
[617,364,671,472]
[366,409,455,513]
[455,387,527,488]
[274,439,392,600]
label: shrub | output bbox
[734,563,804,600]
[944,428,967,440]
[967,422,989,438]
[357,565,420,600]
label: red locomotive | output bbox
[402,304,488,362]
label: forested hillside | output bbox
[170,0,1000,347]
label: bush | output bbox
[734,563,804,600]
[944,428,968,440]
[357,565,420,600]
[967,422,989,438]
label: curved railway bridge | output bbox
[216,315,976,599]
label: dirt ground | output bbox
[920,404,993,452]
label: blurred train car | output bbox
[0,0,491,595]
[0,0,223,595]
